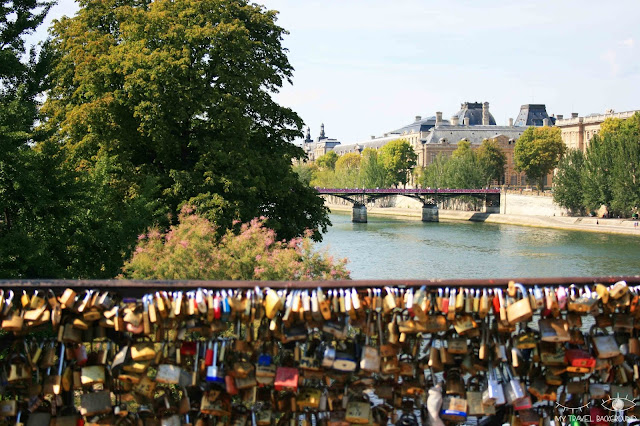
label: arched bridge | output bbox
[315,187,501,223]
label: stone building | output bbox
[555,109,640,153]
[301,124,342,161]
[330,102,555,186]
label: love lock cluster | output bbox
[0,281,638,426]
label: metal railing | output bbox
[0,276,638,297]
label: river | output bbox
[318,212,640,279]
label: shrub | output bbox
[121,207,350,280]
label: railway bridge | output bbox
[315,188,501,223]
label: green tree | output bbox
[359,148,387,188]
[477,138,507,186]
[514,126,565,191]
[379,139,417,188]
[582,133,614,213]
[452,140,472,158]
[43,0,329,244]
[316,151,338,171]
[334,152,361,188]
[292,162,316,186]
[446,142,484,189]
[417,154,449,189]
[553,149,586,215]
[604,113,640,216]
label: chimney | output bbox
[463,117,470,126]
[571,113,579,118]
[482,102,490,125]
[543,118,550,127]
[508,118,513,127]
[415,116,422,122]
[451,116,459,126]
[557,114,563,120]
[435,111,443,126]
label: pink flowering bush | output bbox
[121,207,350,280]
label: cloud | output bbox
[620,38,634,48]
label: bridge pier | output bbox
[422,204,439,222]
[352,204,367,223]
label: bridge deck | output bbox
[315,187,500,195]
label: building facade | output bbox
[331,102,554,186]
[555,109,639,153]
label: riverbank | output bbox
[325,203,640,236]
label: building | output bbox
[556,109,640,153]
[332,102,555,186]
[301,124,342,162]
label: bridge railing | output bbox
[315,187,500,194]
[0,276,637,296]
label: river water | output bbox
[318,212,640,280]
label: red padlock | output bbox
[565,348,596,368]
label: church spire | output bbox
[305,126,311,142]
[320,123,325,139]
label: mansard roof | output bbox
[423,125,525,145]
[514,104,555,127]
[391,116,450,134]
[454,102,496,126]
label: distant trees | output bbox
[416,139,505,189]
[378,139,417,187]
[308,139,415,188]
[477,138,507,186]
[552,149,586,215]
[554,113,640,217]
[514,127,565,191]
[316,151,338,170]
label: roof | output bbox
[391,116,450,134]
[514,104,555,127]
[423,125,525,145]
[332,135,401,155]
[454,102,496,125]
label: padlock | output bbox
[205,341,225,384]
[345,394,371,424]
[506,283,533,324]
[482,365,505,406]
[590,325,621,359]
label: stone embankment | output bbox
[325,203,640,237]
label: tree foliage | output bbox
[514,126,565,190]
[552,114,640,217]
[582,114,640,216]
[122,207,350,280]
[378,139,417,187]
[316,151,338,171]
[359,148,388,188]
[552,149,585,215]
[477,138,507,185]
[43,0,330,246]
[416,139,505,190]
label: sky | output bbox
[31,0,640,145]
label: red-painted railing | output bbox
[315,188,500,195]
